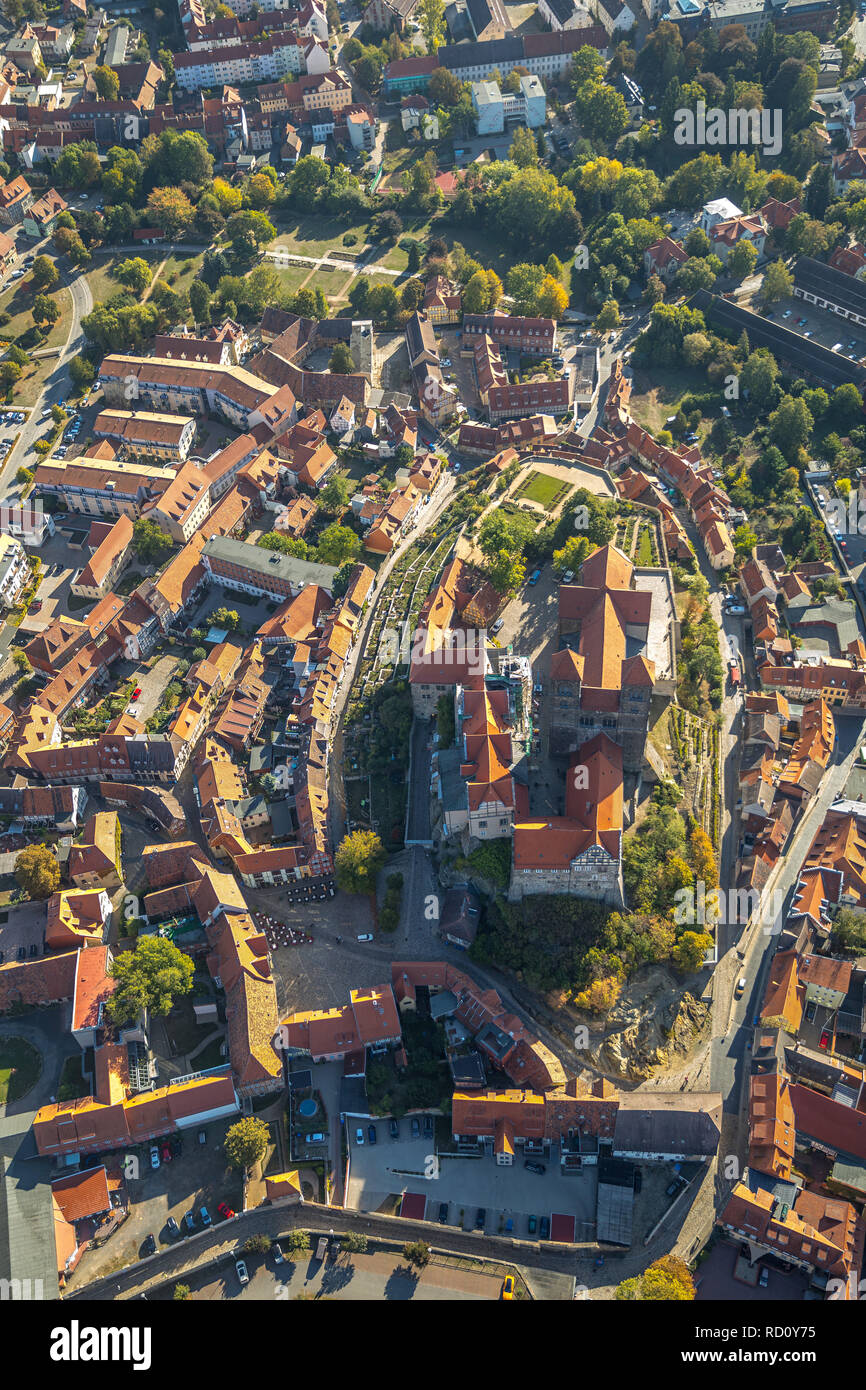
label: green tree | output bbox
[508,124,538,168]
[107,935,195,1024]
[760,259,793,305]
[342,1232,368,1254]
[595,299,621,331]
[727,239,758,283]
[189,278,211,328]
[224,1117,270,1171]
[32,294,60,326]
[487,549,525,595]
[319,475,350,512]
[403,1240,431,1267]
[329,342,355,374]
[317,523,360,565]
[684,227,710,258]
[768,393,813,464]
[672,930,713,972]
[335,829,386,894]
[146,187,193,239]
[830,382,864,430]
[132,517,174,564]
[115,257,153,294]
[14,844,60,900]
[93,65,120,101]
[285,1230,310,1254]
[173,1284,191,1301]
[417,0,445,51]
[244,1234,273,1254]
[30,255,58,291]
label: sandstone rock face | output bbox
[575,968,709,1081]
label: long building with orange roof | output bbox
[509,732,624,905]
[552,544,656,771]
[409,557,490,716]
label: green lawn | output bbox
[636,527,654,566]
[0,276,70,353]
[85,250,165,306]
[273,263,314,298]
[514,470,569,508]
[271,212,370,260]
[0,1036,42,1104]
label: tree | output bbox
[552,535,591,577]
[676,256,718,292]
[727,239,758,283]
[146,187,193,240]
[115,257,153,295]
[226,209,275,257]
[189,278,211,328]
[417,0,445,51]
[684,227,710,258]
[317,523,361,566]
[0,361,21,386]
[14,467,32,488]
[257,531,308,558]
[132,517,174,564]
[107,935,195,1024]
[428,66,462,105]
[69,354,96,388]
[103,147,143,204]
[672,930,713,972]
[93,65,120,101]
[509,125,538,168]
[285,1230,310,1254]
[212,177,243,216]
[536,274,568,320]
[244,1234,272,1254]
[769,394,813,464]
[616,1256,695,1301]
[245,172,275,209]
[342,1232,368,1254]
[30,255,58,291]
[173,1285,191,1301]
[224,1117,269,1172]
[319,476,350,511]
[32,294,60,327]
[487,549,525,595]
[760,259,793,305]
[569,44,606,93]
[142,129,213,189]
[574,80,629,145]
[403,1240,430,1267]
[595,299,621,331]
[329,342,355,374]
[830,382,864,431]
[372,209,402,241]
[335,829,385,895]
[14,844,59,900]
[212,607,240,630]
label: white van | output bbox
[735,977,746,998]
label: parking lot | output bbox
[346,1126,598,1241]
[66,1118,245,1290]
[750,289,866,363]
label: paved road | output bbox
[0,263,92,494]
[69,1199,579,1301]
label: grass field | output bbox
[0,277,70,353]
[0,1036,42,1104]
[271,212,370,261]
[514,470,569,508]
[84,250,164,305]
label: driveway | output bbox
[0,1003,78,1117]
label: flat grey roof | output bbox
[202,536,338,588]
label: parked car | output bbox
[528,569,542,586]
[166,1216,180,1238]
[411,1117,420,1138]
[355,1127,365,1145]
[132,686,141,699]
[356,933,373,942]
[491,617,504,634]
[561,570,575,583]
[235,1259,249,1286]
[525,1160,546,1175]
[170,1134,182,1158]
[759,1266,769,1287]
[475,1208,486,1229]
[539,1217,550,1239]
[160,1140,172,1163]
[273,1242,285,1264]
[735,976,746,998]
[217,1202,235,1219]
[368,1124,377,1145]
[438,1202,448,1224]
[501,1275,515,1299]
[389,1118,399,1139]
[149,1146,160,1170]
[305,1132,325,1144]
[527,1214,537,1235]
[183,1211,196,1233]
[142,1233,156,1256]
[200,1206,211,1227]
